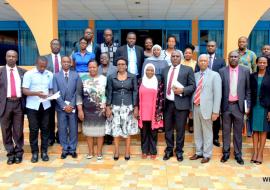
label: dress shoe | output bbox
[41,152,49,162]
[7,156,15,165]
[201,157,210,164]
[213,139,221,147]
[189,154,203,160]
[235,156,244,165]
[220,154,229,163]
[15,157,23,164]
[124,155,130,161]
[150,155,156,160]
[113,154,119,161]
[163,152,173,161]
[71,152,78,158]
[141,153,148,159]
[176,153,183,162]
[188,126,194,133]
[61,152,67,159]
[31,153,39,163]
[48,140,55,146]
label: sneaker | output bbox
[97,155,103,160]
[85,154,93,159]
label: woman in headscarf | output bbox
[138,63,164,160]
[142,44,169,80]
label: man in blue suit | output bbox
[195,41,226,147]
[53,56,80,159]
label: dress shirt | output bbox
[127,45,138,75]
[22,68,53,110]
[208,53,215,69]
[86,42,93,53]
[229,65,239,101]
[72,51,95,73]
[6,65,22,98]
[166,64,181,101]
[50,53,62,73]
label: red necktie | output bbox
[54,55,59,73]
[167,67,175,95]
[10,68,17,97]
[194,73,204,105]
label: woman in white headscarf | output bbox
[142,44,169,80]
[138,63,164,160]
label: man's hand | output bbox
[172,86,184,95]
[211,113,219,121]
[64,105,73,113]
[36,91,48,99]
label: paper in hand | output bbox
[39,91,61,102]
[173,81,184,96]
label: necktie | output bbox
[65,72,68,83]
[167,67,176,95]
[230,69,237,97]
[54,55,59,73]
[209,56,213,69]
[194,72,204,105]
[10,68,17,97]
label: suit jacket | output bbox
[162,64,196,110]
[114,45,144,76]
[45,53,63,73]
[195,56,226,73]
[219,65,251,113]
[250,72,270,112]
[53,70,79,111]
[0,66,26,117]
[192,69,222,119]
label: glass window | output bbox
[59,30,84,56]
[19,30,39,66]
[200,30,224,57]
[0,31,18,66]
[248,30,269,56]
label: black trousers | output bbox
[27,104,50,153]
[213,117,222,141]
[164,100,189,155]
[48,100,58,142]
[140,121,158,155]
[222,103,244,157]
[0,99,24,157]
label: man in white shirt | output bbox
[0,50,26,165]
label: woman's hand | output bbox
[78,110,84,121]
[133,106,139,120]
[106,106,112,118]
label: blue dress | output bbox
[251,77,270,132]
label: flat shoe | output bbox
[85,154,93,159]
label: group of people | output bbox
[0,27,270,166]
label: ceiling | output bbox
[0,0,270,21]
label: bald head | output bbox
[6,50,18,68]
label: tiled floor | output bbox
[0,152,270,190]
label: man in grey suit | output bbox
[53,56,80,159]
[45,39,62,146]
[162,50,196,162]
[190,54,222,164]
[0,50,26,165]
[219,51,251,165]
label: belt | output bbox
[7,97,21,101]
[228,100,238,104]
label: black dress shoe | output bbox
[113,155,119,161]
[235,156,244,165]
[71,152,78,158]
[31,153,39,163]
[124,155,130,161]
[15,157,23,164]
[189,154,203,160]
[61,152,67,159]
[41,152,49,162]
[163,152,173,161]
[176,154,184,162]
[213,139,221,147]
[220,154,229,163]
[7,156,15,165]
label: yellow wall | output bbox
[192,18,199,60]
[6,0,58,56]
[224,0,270,58]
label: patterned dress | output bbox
[77,74,107,137]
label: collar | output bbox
[208,53,215,58]
[33,67,49,74]
[6,64,17,71]
[51,53,60,57]
[200,68,209,75]
[62,69,69,75]
[127,45,135,50]
[170,64,180,70]
[229,65,239,71]
[237,48,248,55]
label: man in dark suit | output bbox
[219,51,251,165]
[0,50,26,165]
[115,32,144,77]
[45,39,62,146]
[53,56,79,159]
[162,50,196,162]
[196,41,226,147]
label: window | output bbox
[248,30,269,56]
[200,30,224,57]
